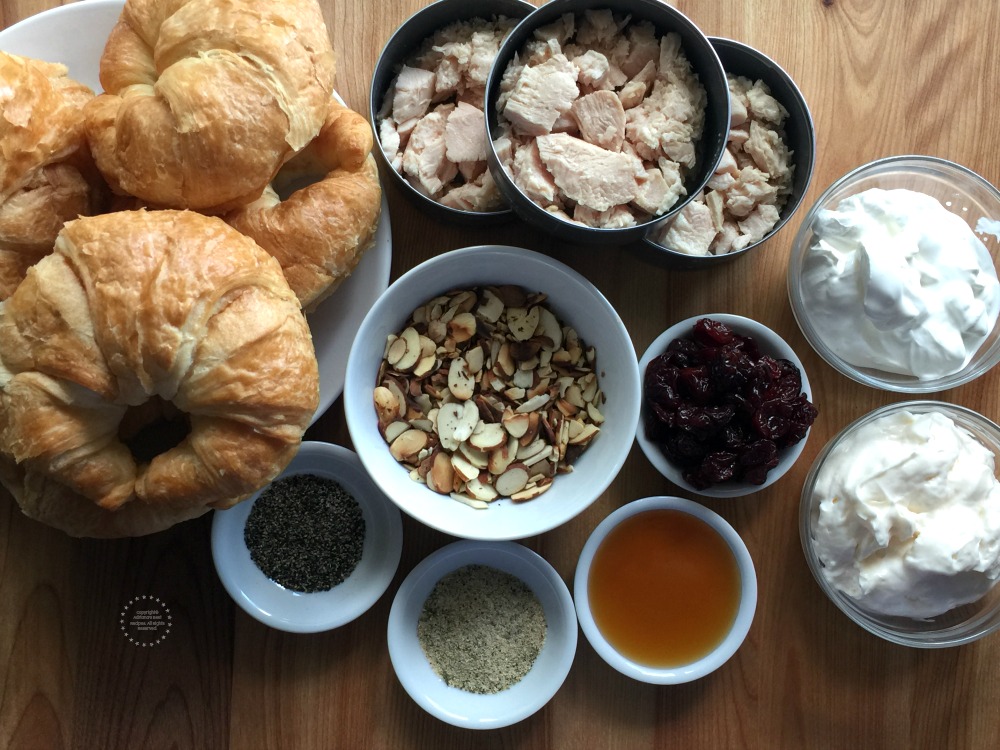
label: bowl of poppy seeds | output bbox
[386,540,577,729]
[211,441,404,633]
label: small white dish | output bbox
[211,441,403,633]
[0,0,393,423]
[344,244,640,540]
[387,540,577,729]
[574,496,757,684]
[636,313,814,497]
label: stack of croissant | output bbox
[0,0,383,537]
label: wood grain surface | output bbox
[3,1,1000,748]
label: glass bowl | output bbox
[787,155,1000,392]
[800,401,1000,647]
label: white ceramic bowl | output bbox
[344,244,641,540]
[574,496,757,684]
[211,441,403,633]
[636,313,814,497]
[800,401,1000,648]
[787,155,1000,393]
[387,540,577,729]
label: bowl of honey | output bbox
[573,496,757,684]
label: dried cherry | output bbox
[643,318,818,488]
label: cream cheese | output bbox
[801,188,1000,380]
[812,410,1000,619]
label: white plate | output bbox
[0,0,392,423]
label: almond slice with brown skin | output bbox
[468,421,507,452]
[389,429,428,462]
[495,463,530,496]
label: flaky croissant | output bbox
[84,0,336,212]
[0,52,105,300]
[225,98,383,311]
[0,210,319,537]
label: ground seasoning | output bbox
[417,564,547,694]
[244,473,365,593]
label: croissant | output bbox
[225,98,383,311]
[84,0,336,212]
[0,52,105,300]
[0,210,319,537]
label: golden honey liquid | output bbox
[587,509,742,667]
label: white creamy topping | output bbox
[812,410,1000,619]
[801,188,1000,379]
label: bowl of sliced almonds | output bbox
[344,245,641,540]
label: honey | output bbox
[587,509,742,668]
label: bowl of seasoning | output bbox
[211,441,403,633]
[787,155,1000,392]
[387,540,577,729]
[636,314,818,497]
[574,495,757,683]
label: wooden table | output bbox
[3,0,1000,748]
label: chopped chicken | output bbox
[402,106,458,197]
[512,139,559,205]
[445,101,488,163]
[494,11,708,228]
[503,54,580,136]
[572,90,626,150]
[536,133,639,212]
[658,200,716,256]
[744,120,793,182]
[738,203,781,243]
[378,15,518,211]
[651,72,796,254]
[392,66,436,124]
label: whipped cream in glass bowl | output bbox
[800,401,1000,647]
[788,156,1000,392]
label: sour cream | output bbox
[801,188,1000,380]
[812,410,1000,619]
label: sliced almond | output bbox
[436,402,465,451]
[511,481,552,503]
[448,312,477,343]
[568,422,600,445]
[587,401,605,424]
[465,476,499,503]
[450,492,488,510]
[502,411,531,439]
[450,453,480,483]
[459,440,489,469]
[537,306,564,351]
[488,434,519,475]
[447,357,475,400]
[413,354,437,378]
[373,385,401,427]
[507,306,540,341]
[465,345,485,374]
[495,464,530,496]
[477,289,505,323]
[389,429,428,462]
[385,335,406,365]
[426,451,453,494]
[469,421,507,452]
[516,393,551,413]
[396,327,421,371]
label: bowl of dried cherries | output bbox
[636,314,818,497]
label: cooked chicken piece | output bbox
[572,90,626,150]
[552,111,578,132]
[402,105,458,196]
[658,200,717,256]
[524,38,562,65]
[711,220,754,254]
[706,171,736,192]
[533,12,575,47]
[456,85,486,108]
[746,80,788,126]
[633,158,686,215]
[513,138,559,204]
[503,54,580,136]
[622,20,660,78]
[626,78,703,162]
[392,66,436,124]
[738,203,781,243]
[729,87,748,127]
[440,170,503,212]
[715,147,739,175]
[576,9,622,47]
[572,50,612,88]
[457,160,487,182]
[493,130,515,170]
[726,166,778,217]
[705,189,726,232]
[535,133,639,212]
[659,120,697,169]
[469,29,503,86]
[617,60,655,109]
[744,120,794,184]
[445,101,488,163]
[728,126,750,149]
[379,118,403,172]
[432,43,468,97]
[574,204,637,228]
